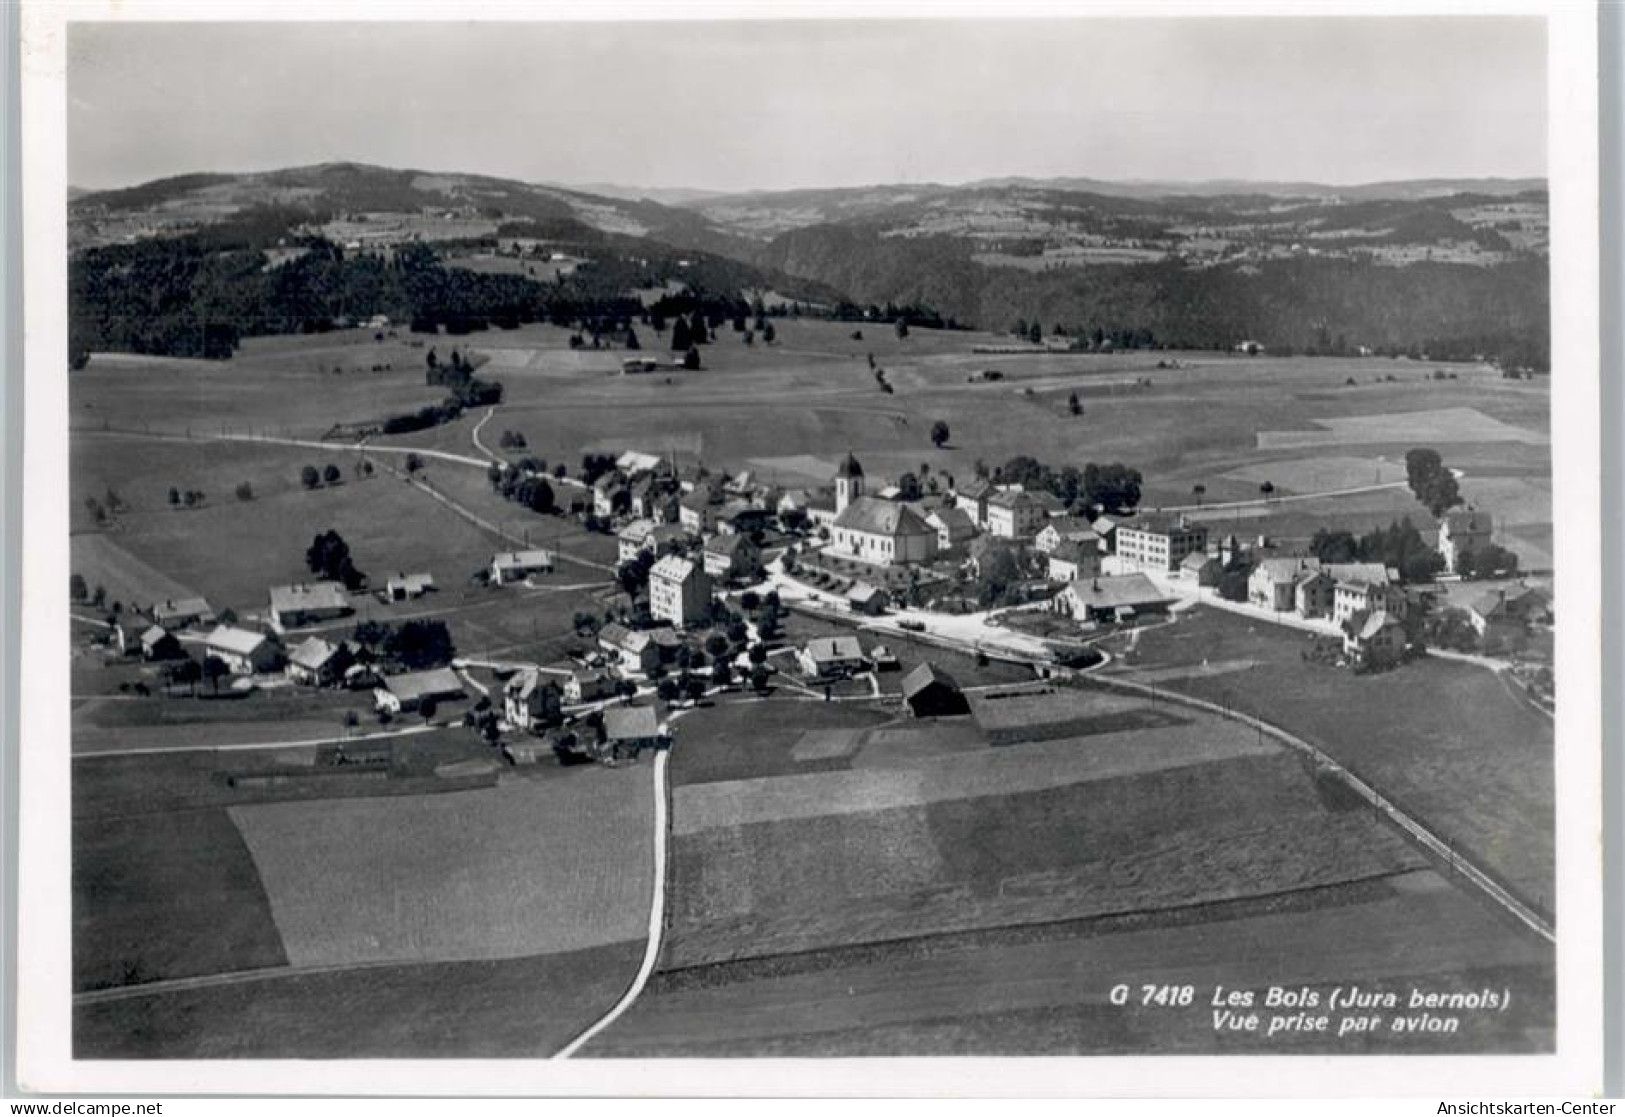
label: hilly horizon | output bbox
[67,159,1551,371]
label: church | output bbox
[827,453,938,566]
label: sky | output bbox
[67,16,1547,193]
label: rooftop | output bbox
[204,624,270,657]
[901,661,960,699]
[1057,573,1172,610]
[833,495,933,537]
[381,667,465,703]
[269,582,350,614]
[603,705,661,741]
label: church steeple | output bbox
[835,451,864,513]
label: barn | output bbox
[901,662,969,718]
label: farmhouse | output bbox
[953,478,995,528]
[702,533,758,581]
[986,489,1047,539]
[1051,574,1173,625]
[901,662,969,718]
[598,623,659,673]
[204,624,280,675]
[285,636,345,686]
[1438,507,1494,573]
[138,624,180,661]
[385,572,436,601]
[926,505,978,551]
[490,549,555,583]
[845,581,890,615]
[798,635,867,678]
[150,596,215,628]
[375,667,466,714]
[1467,585,1550,646]
[1246,557,1319,611]
[649,555,712,627]
[1035,516,1095,555]
[678,487,719,534]
[1342,610,1406,667]
[503,670,563,731]
[1048,540,1103,582]
[1114,516,1209,573]
[593,472,630,518]
[268,582,352,632]
[564,669,616,704]
[602,705,664,755]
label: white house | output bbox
[503,670,562,730]
[702,533,758,582]
[598,623,659,673]
[986,490,1046,539]
[150,596,215,629]
[649,555,712,628]
[1035,516,1096,555]
[953,478,995,529]
[927,506,978,551]
[285,636,345,686]
[490,549,555,583]
[798,635,868,677]
[1047,540,1103,582]
[1051,575,1173,624]
[204,625,280,675]
[375,667,466,714]
[385,572,436,601]
[268,582,352,633]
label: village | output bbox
[75,419,1554,776]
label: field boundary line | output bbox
[1082,672,1555,943]
[552,746,671,1058]
[73,722,439,759]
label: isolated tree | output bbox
[682,346,702,371]
[761,322,776,345]
[69,573,88,602]
[235,481,254,501]
[1068,392,1082,416]
[1028,321,1042,345]
[1014,318,1028,338]
[930,420,950,449]
[895,318,910,340]
[747,642,768,667]
[167,487,181,507]
[359,459,374,478]
[426,347,439,370]
[1192,484,1206,507]
[405,453,424,474]
[749,664,771,693]
[689,310,709,344]
[323,464,342,486]
[301,465,321,490]
[418,696,439,723]
[1259,481,1276,502]
[897,472,922,501]
[670,316,692,351]
[1404,447,1463,518]
[624,326,641,351]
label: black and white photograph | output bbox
[13,0,1607,1097]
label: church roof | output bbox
[833,496,933,537]
[835,452,864,480]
